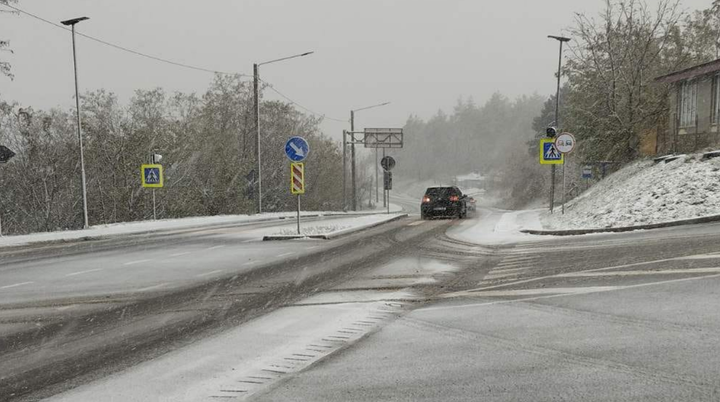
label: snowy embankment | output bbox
[544,155,720,230]
[266,213,406,240]
[0,210,400,249]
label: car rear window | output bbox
[425,187,459,197]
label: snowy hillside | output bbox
[543,155,720,229]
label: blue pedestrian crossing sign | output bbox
[539,138,564,165]
[285,136,310,162]
[141,164,164,188]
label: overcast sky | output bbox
[0,0,712,140]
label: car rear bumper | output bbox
[421,204,462,217]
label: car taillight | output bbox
[422,196,431,203]
[449,196,459,202]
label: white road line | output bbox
[197,269,224,277]
[431,272,720,311]
[205,245,226,251]
[466,286,621,297]
[278,252,293,257]
[491,266,529,274]
[484,272,520,280]
[557,267,720,278]
[123,259,152,266]
[675,254,720,260]
[169,252,191,257]
[463,256,683,293]
[137,283,168,292]
[408,221,425,226]
[0,281,33,290]
[242,239,256,243]
[65,268,104,277]
[494,263,529,269]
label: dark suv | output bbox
[421,186,468,219]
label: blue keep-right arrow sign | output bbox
[285,136,310,162]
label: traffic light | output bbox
[546,126,558,138]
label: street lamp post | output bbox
[548,35,570,214]
[348,102,390,211]
[61,16,90,229]
[253,51,313,214]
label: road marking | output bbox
[438,272,720,308]
[169,252,191,257]
[205,245,226,251]
[242,239,256,243]
[137,283,167,292]
[197,269,223,277]
[495,262,526,269]
[65,268,104,277]
[675,254,720,260]
[556,267,720,277]
[463,256,682,293]
[278,252,292,257]
[0,281,33,290]
[491,266,528,274]
[467,286,621,297]
[408,221,425,226]
[484,272,520,280]
[124,259,152,266]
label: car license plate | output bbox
[434,207,446,211]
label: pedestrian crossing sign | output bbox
[141,164,164,188]
[540,138,564,165]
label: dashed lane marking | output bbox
[205,245,226,251]
[0,281,33,290]
[137,283,168,292]
[491,266,529,274]
[169,252,192,257]
[197,269,224,277]
[65,268,104,277]
[408,221,425,226]
[123,259,152,266]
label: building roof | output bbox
[655,59,720,84]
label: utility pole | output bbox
[375,148,379,205]
[253,63,261,214]
[548,35,570,214]
[342,130,347,211]
[61,16,90,229]
[253,51,314,215]
[349,102,390,212]
[382,148,387,207]
[351,110,357,211]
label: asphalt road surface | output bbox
[5,208,720,401]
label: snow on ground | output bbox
[274,224,350,236]
[0,210,396,249]
[269,214,404,238]
[447,208,544,245]
[544,155,720,230]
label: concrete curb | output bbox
[521,213,720,236]
[263,214,409,241]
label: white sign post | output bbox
[555,133,576,215]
